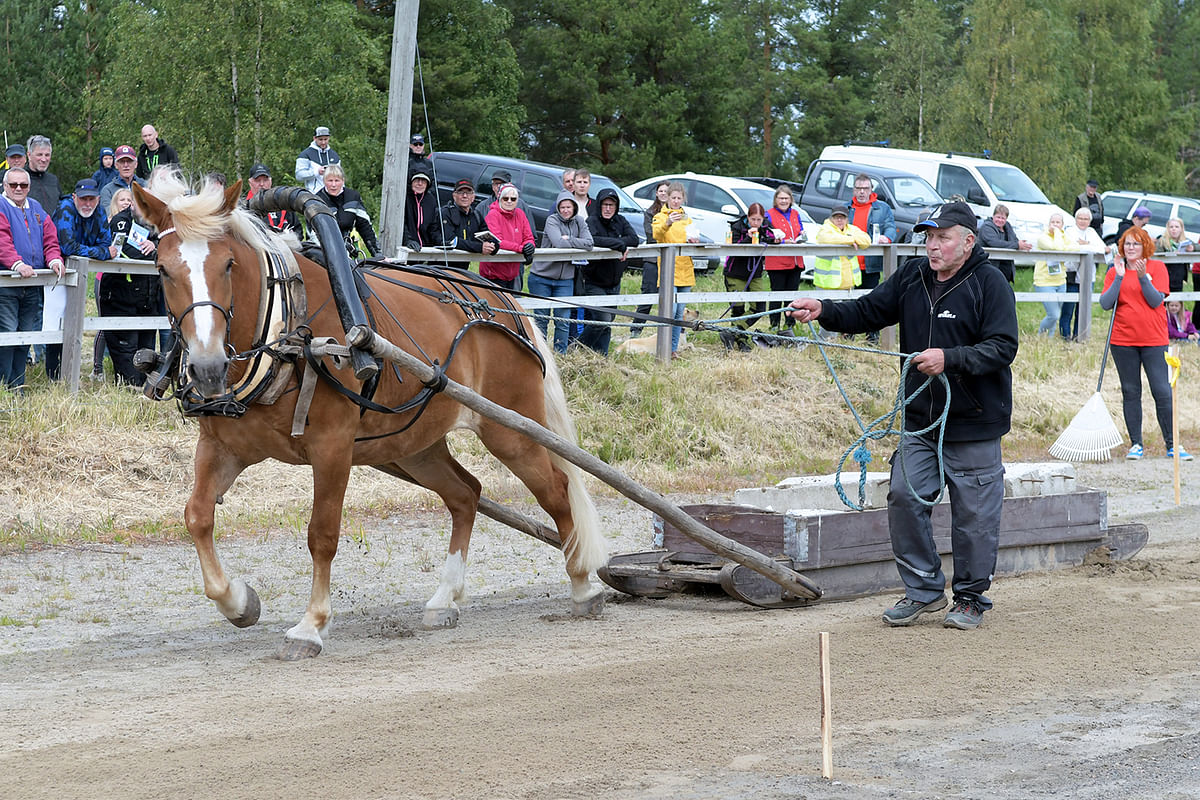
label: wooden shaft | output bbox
[349,325,821,601]
[1173,345,1180,505]
[819,631,833,780]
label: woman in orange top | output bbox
[1100,226,1191,460]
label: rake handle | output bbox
[1096,305,1117,393]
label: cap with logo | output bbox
[248,163,271,179]
[913,201,978,234]
[411,134,425,145]
[113,144,137,161]
[453,179,474,192]
[73,178,101,198]
[314,126,331,137]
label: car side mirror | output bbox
[966,187,988,205]
[721,204,740,216]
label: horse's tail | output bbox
[531,327,609,574]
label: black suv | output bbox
[428,151,644,239]
[799,160,944,240]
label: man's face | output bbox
[600,198,618,219]
[562,171,575,191]
[141,125,158,147]
[4,172,30,203]
[492,179,505,198]
[925,226,974,276]
[453,187,474,211]
[74,193,100,218]
[853,181,872,203]
[314,135,330,149]
[28,146,51,172]
[249,174,272,194]
[7,154,25,170]
[410,141,424,155]
[573,174,590,195]
[1086,185,1097,197]
[991,211,1008,228]
[116,157,135,179]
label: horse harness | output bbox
[143,251,546,441]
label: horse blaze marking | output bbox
[178,239,218,347]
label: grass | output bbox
[0,265,1191,552]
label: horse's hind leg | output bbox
[187,434,259,628]
[391,439,482,630]
[476,421,607,616]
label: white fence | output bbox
[4,245,1196,388]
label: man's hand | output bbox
[1018,240,1033,251]
[138,239,156,256]
[109,244,120,259]
[481,240,497,255]
[913,348,946,375]
[785,297,821,324]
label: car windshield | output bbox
[590,176,642,214]
[977,165,1050,204]
[732,186,776,210]
[885,176,943,207]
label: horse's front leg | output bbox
[186,434,259,627]
[277,449,353,661]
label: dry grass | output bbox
[2,319,1196,552]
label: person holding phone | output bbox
[652,182,699,355]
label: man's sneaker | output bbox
[943,597,985,630]
[882,594,947,627]
[1126,443,1144,460]
[1167,446,1194,461]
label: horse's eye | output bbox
[224,259,233,274]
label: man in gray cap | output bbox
[786,201,1018,631]
[1,144,26,183]
[295,125,340,193]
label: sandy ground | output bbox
[3,460,1200,799]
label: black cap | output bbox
[913,201,978,234]
[410,134,425,145]
[491,170,511,183]
[73,178,100,198]
[248,163,271,179]
[453,179,474,192]
[6,143,24,158]
[830,204,849,217]
[1086,179,1099,188]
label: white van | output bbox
[818,145,1069,238]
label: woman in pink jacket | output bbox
[481,183,535,292]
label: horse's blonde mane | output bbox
[145,168,298,263]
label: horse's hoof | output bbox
[572,591,606,618]
[420,607,459,630]
[229,583,261,628]
[276,636,322,661]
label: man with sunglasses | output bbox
[0,167,64,389]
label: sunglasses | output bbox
[5,182,29,189]
[500,196,518,202]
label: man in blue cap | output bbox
[785,201,1018,631]
[0,143,26,183]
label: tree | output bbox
[869,0,954,151]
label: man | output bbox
[977,203,1031,283]
[295,125,340,193]
[135,124,180,180]
[1061,208,1109,340]
[435,178,497,255]
[570,168,594,220]
[1115,205,1151,244]
[561,169,576,193]
[245,163,300,233]
[786,201,1018,631]
[582,188,639,355]
[50,179,115,381]
[99,145,146,210]
[849,173,897,343]
[408,133,433,177]
[0,143,26,183]
[0,167,65,389]
[1072,180,1104,237]
[25,135,60,218]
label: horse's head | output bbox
[133,178,245,398]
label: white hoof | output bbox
[572,589,606,618]
[421,606,460,630]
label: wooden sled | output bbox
[599,489,1148,608]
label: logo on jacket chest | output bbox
[937,309,957,320]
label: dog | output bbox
[615,308,699,355]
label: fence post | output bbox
[657,246,676,363]
[881,244,898,351]
[62,258,88,394]
[1078,253,1094,342]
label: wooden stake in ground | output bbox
[1168,346,1181,505]
[819,631,833,779]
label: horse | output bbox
[131,173,608,660]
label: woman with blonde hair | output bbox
[1155,217,1196,293]
[1033,212,1072,335]
[652,182,699,354]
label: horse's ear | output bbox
[132,182,170,232]
[220,180,243,216]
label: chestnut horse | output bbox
[132,174,607,660]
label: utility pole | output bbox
[378,0,420,258]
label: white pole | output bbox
[378,0,420,258]
[819,631,833,779]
